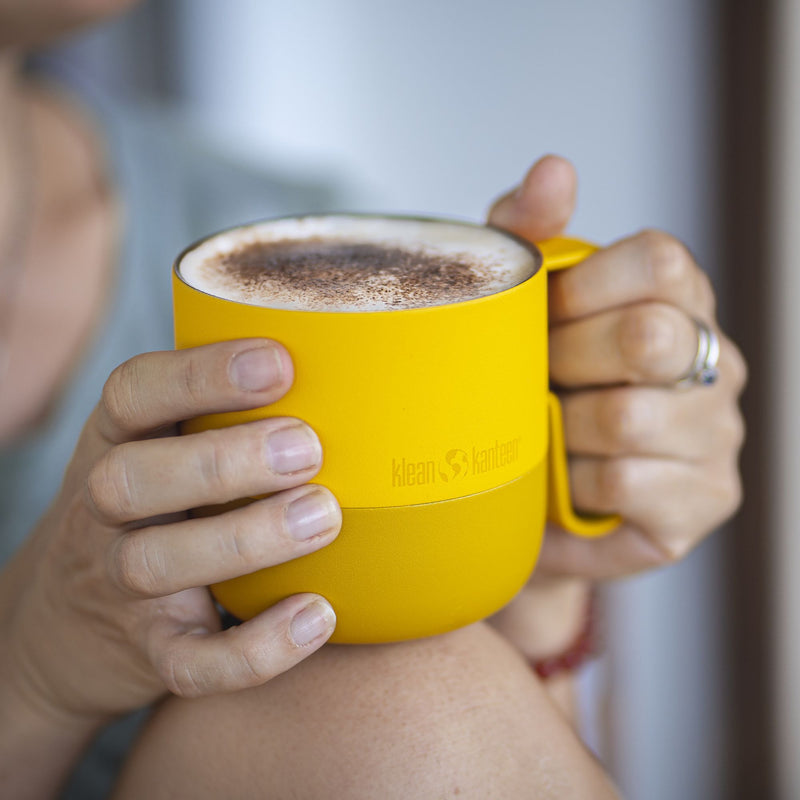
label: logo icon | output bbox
[438,448,469,482]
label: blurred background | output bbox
[40,1,792,797]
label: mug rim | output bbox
[172,212,544,316]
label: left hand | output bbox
[489,155,746,582]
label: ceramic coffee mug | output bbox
[173,214,620,643]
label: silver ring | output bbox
[675,318,720,388]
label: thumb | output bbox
[487,154,577,242]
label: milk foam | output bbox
[177,215,539,312]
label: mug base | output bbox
[211,463,547,644]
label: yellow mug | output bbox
[173,214,620,643]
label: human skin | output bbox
[487,157,746,677]
[112,622,621,800]
[104,162,745,799]
[0,1,745,796]
[491,156,745,580]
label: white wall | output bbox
[171,1,717,241]
[80,1,725,796]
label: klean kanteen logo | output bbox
[391,437,522,488]
[439,449,469,482]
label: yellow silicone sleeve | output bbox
[173,224,620,641]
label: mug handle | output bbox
[539,236,622,538]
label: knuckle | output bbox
[600,391,655,452]
[657,535,695,565]
[696,269,718,316]
[728,342,749,393]
[722,410,747,453]
[85,448,137,522]
[722,470,744,519]
[617,304,677,377]
[111,533,162,596]
[101,357,144,436]
[234,627,289,688]
[237,640,274,687]
[221,514,265,568]
[596,458,639,510]
[640,229,693,294]
[155,647,205,699]
[180,352,210,407]
[85,462,112,520]
[198,429,239,495]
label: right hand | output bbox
[0,339,340,725]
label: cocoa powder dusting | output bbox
[203,238,500,310]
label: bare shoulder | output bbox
[111,622,619,800]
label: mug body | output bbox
[173,215,548,643]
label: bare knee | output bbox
[112,622,617,799]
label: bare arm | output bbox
[0,681,103,800]
[0,341,340,798]
[111,622,620,800]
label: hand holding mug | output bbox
[0,341,339,728]
[489,155,746,581]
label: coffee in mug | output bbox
[177,215,538,311]
[173,214,619,643]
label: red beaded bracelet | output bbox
[531,588,600,680]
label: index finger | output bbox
[92,339,294,446]
[548,229,716,325]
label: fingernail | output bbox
[230,347,283,391]
[290,600,336,647]
[266,425,322,474]
[286,489,340,541]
